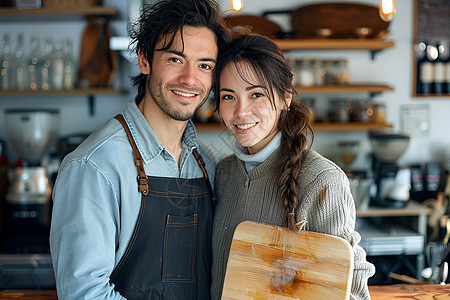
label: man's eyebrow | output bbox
[165,50,216,63]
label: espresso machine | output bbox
[369,131,410,208]
[3,109,59,254]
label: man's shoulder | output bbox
[60,118,126,168]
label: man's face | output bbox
[146,26,218,121]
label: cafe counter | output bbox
[1,284,450,299]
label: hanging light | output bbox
[231,0,243,11]
[379,0,396,22]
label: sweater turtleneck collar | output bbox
[233,132,282,173]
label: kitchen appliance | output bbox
[337,140,359,175]
[369,131,410,208]
[3,109,59,254]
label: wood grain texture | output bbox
[0,291,57,299]
[369,284,450,299]
[222,221,354,300]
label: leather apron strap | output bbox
[114,114,149,195]
[114,114,215,200]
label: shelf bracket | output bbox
[369,92,377,99]
[88,95,95,116]
[370,50,380,60]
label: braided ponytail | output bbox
[278,101,313,231]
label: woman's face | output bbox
[219,62,289,155]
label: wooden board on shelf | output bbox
[0,6,118,17]
[295,84,394,94]
[0,88,125,96]
[273,38,394,51]
[357,200,432,218]
[311,122,392,131]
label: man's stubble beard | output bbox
[147,75,209,121]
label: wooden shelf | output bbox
[0,6,118,19]
[311,122,392,131]
[0,88,124,96]
[195,123,226,131]
[274,38,395,51]
[195,122,392,132]
[0,88,126,116]
[295,84,394,94]
[357,201,431,218]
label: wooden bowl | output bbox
[224,14,282,39]
[291,3,390,39]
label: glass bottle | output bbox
[52,39,64,90]
[63,39,75,90]
[40,38,53,91]
[0,33,12,90]
[418,43,435,95]
[433,42,445,95]
[28,36,41,91]
[12,33,28,91]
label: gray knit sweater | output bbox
[211,149,375,300]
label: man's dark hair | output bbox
[128,0,231,102]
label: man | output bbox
[49,0,231,298]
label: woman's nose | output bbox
[235,100,251,118]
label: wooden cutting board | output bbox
[222,221,354,300]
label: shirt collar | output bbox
[121,100,199,164]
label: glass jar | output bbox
[372,103,387,124]
[297,58,314,87]
[336,58,349,85]
[287,56,300,86]
[313,60,325,86]
[351,99,370,123]
[301,97,316,123]
[323,60,337,85]
[328,99,349,123]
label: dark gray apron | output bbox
[110,114,214,299]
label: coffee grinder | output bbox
[369,131,410,208]
[3,109,59,253]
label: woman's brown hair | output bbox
[213,34,314,231]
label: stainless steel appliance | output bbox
[369,131,410,208]
[1,109,59,290]
[3,109,59,254]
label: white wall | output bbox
[1,0,449,171]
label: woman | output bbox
[210,34,375,300]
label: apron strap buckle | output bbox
[137,176,149,196]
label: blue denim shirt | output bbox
[50,100,215,299]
